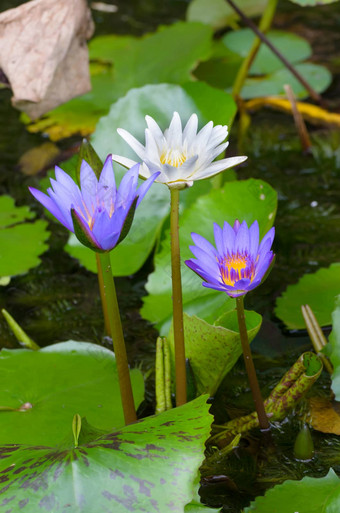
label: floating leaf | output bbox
[240,63,332,99]
[0,341,144,445]
[245,469,340,512]
[25,22,213,140]
[187,0,267,29]
[142,179,277,334]
[223,29,311,75]
[67,82,236,276]
[0,395,212,513]
[0,195,50,278]
[168,311,262,395]
[275,264,340,329]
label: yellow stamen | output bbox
[160,149,187,167]
[221,254,250,286]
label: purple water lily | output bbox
[29,155,159,252]
[185,220,275,298]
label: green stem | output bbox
[99,252,137,424]
[236,296,269,430]
[170,188,187,406]
[96,253,111,336]
[232,0,278,99]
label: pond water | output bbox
[0,1,340,512]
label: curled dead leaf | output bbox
[308,397,340,435]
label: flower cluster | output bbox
[113,112,247,189]
[29,155,159,252]
[185,220,275,298]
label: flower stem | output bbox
[96,253,111,336]
[236,296,270,430]
[170,188,187,406]
[231,0,278,99]
[98,252,137,425]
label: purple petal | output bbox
[255,251,274,281]
[72,208,101,250]
[222,221,236,255]
[117,164,139,208]
[235,220,250,254]
[213,223,224,254]
[258,227,275,254]
[191,232,218,258]
[248,221,260,258]
[136,171,160,206]
[233,219,241,233]
[80,160,98,213]
[29,187,73,231]
[188,245,220,275]
[232,278,251,291]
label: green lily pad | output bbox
[0,341,144,445]
[67,82,236,276]
[275,263,340,329]
[223,29,312,75]
[142,178,277,334]
[0,195,50,278]
[245,468,340,512]
[168,311,262,395]
[329,295,340,399]
[0,395,212,513]
[240,63,332,99]
[187,0,268,29]
[24,22,213,141]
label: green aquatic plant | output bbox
[29,157,159,424]
[113,111,246,407]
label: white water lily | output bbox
[112,112,247,189]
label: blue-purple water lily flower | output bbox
[29,155,159,252]
[185,220,275,298]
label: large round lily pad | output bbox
[275,263,340,329]
[0,341,144,445]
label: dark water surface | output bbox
[1,1,340,512]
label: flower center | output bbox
[160,149,187,167]
[220,254,254,286]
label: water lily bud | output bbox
[294,423,314,461]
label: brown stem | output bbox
[236,296,270,430]
[226,0,326,107]
[170,188,187,406]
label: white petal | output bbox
[183,114,198,145]
[206,125,229,149]
[145,128,162,160]
[192,156,248,180]
[165,112,183,148]
[117,128,146,159]
[193,121,214,150]
[111,154,138,169]
[145,115,165,151]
